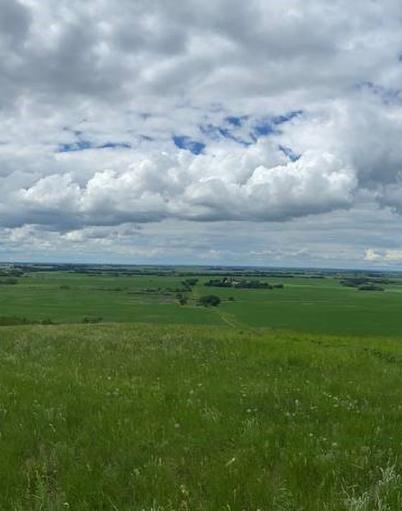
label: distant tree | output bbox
[176,293,188,305]
[198,295,221,307]
[40,318,54,325]
[182,278,198,287]
[0,278,18,285]
[358,284,384,292]
[8,269,24,277]
[82,316,103,324]
[204,278,271,289]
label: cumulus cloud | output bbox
[13,143,356,226]
[1,0,402,263]
[365,249,402,263]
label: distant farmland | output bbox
[0,268,402,336]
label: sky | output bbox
[1,0,402,268]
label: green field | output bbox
[0,325,402,511]
[1,270,402,336]
[0,324,401,510]
[1,267,402,509]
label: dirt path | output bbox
[191,285,246,329]
[214,308,242,328]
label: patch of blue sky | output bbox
[174,110,304,151]
[272,110,303,125]
[57,140,93,152]
[279,145,301,162]
[252,111,303,139]
[224,115,249,127]
[173,135,206,155]
[57,140,131,153]
[199,124,251,146]
[252,119,276,137]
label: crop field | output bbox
[0,266,402,509]
[1,269,402,336]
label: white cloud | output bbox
[365,248,402,263]
[13,144,356,226]
[1,0,402,263]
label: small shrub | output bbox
[182,278,198,287]
[176,293,188,305]
[82,316,103,324]
[40,318,55,325]
[198,295,221,307]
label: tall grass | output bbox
[0,324,401,509]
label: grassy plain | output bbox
[0,323,401,510]
[0,272,223,326]
[1,271,402,336]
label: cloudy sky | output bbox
[1,0,402,268]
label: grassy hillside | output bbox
[0,323,401,509]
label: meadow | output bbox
[0,323,402,510]
[0,267,402,509]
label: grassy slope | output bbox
[0,323,401,510]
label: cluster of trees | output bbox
[358,284,384,292]
[0,266,23,284]
[198,295,221,307]
[182,278,198,287]
[205,278,283,289]
[340,277,387,291]
[176,293,188,305]
[181,278,198,291]
[176,278,199,305]
[0,268,23,277]
[0,277,19,285]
